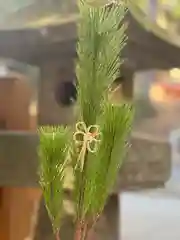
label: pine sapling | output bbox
[38,1,134,240]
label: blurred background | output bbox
[0,1,180,240]
[123,1,180,239]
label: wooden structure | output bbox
[0,2,179,239]
[0,61,40,240]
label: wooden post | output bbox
[0,75,41,240]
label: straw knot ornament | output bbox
[73,122,101,171]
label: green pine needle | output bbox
[83,102,134,217]
[73,0,132,224]
[38,1,133,239]
[76,0,127,126]
[38,126,70,234]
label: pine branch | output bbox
[38,126,71,235]
[82,102,134,217]
[38,2,133,240]
[76,0,127,126]
[73,2,131,239]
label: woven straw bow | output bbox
[73,122,101,170]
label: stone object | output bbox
[0,2,177,239]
